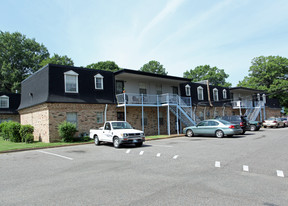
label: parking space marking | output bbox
[37,150,73,160]
[215,161,221,168]
[173,155,179,159]
[126,149,131,154]
[156,153,161,157]
[139,151,144,155]
[277,170,284,177]
[243,165,249,172]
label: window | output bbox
[0,95,9,108]
[223,89,227,99]
[197,86,204,100]
[185,84,191,96]
[159,112,164,125]
[139,83,147,95]
[116,81,124,94]
[213,88,219,101]
[94,74,104,90]
[96,112,103,124]
[104,122,111,130]
[64,70,79,93]
[172,86,178,95]
[141,112,148,126]
[156,84,162,95]
[66,112,78,128]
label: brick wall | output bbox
[0,114,20,123]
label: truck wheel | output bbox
[250,125,257,131]
[113,137,120,148]
[135,142,143,147]
[94,135,100,146]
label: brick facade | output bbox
[0,114,20,123]
[19,103,181,143]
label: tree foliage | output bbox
[183,65,232,87]
[40,54,74,67]
[0,31,49,92]
[86,61,120,72]
[139,60,167,75]
[238,55,288,108]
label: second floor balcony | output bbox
[116,93,192,107]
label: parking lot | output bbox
[1,127,288,206]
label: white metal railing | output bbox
[116,93,192,107]
[232,100,253,108]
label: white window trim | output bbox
[197,86,204,100]
[185,84,191,96]
[0,95,9,108]
[213,88,219,101]
[64,70,79,93]
[94,73,104,90]
[223,89,227,99]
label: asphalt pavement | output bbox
[0,127,288,206]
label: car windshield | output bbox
[111,122,133,130]
[218,119,233,125]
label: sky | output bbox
[1,0,288,86]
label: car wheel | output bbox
[264,126,267,128]
[135,142,143,147]
[241,130,245,135]
[113,137,120,148]
[215,130,224,138]
[94,135,100,146]
[250,125,257,131]
[186,129,194,137]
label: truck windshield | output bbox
[111,122,133,130]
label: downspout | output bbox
[206,80,213,107]
[104,104,108,122]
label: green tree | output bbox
[238,55,288,108]
[86,61,120,72]
[40,54,74,67]
[0,31,49,92]
[183,65,232,87]
[139,60,167,75]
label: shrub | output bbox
[24,133,34,143]
[20,125,34,142]
[7,121,21,142]
[58,121,77,142]
[0,121,10,140]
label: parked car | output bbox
[183,119,243,138]
[263,117,285,128]
[217,115,249,134]
[90,121,145,148]
[280,117,288,127]
[248,120,262,131]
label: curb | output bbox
[0,134,185,154]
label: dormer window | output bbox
[0,95,9,108]
[64,70,79,93]
[197,86,203,100]
[223,89,227,99]
[213,88,219,101]
[94,74,104,90]
[185,84,191,96]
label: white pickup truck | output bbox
[90,121,145,148]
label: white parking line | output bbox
[126,149,131,154]
[277,170,284,177]
[243,165,249,172]
[156,153,161,157]
[139,151,144,155]
[37,150,73,160]
[215,161,221,168]
[173,155,179,159]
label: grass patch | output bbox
[0,137,93,152]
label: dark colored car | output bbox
[217,115,249,134]
[248,120,262,131]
